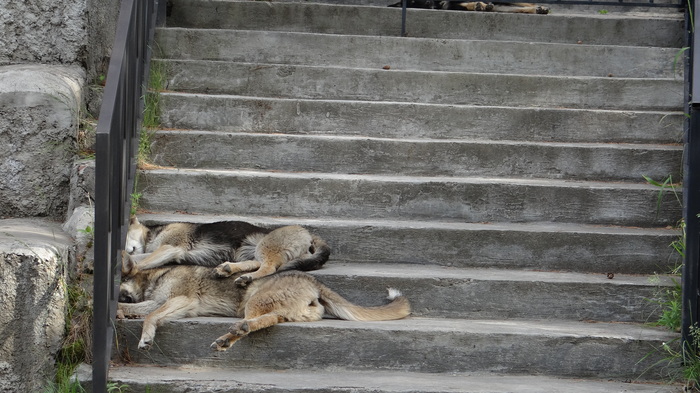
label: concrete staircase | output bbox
[109,1,686,391]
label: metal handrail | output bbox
[92,0,164,391]
[683,0,699,355]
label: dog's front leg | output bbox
[213,260,261,278]
[136,245,186,270]
[138,296,198,350]
[118,300,163,318]
[234,262,279,287]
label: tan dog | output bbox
[117,255,411,351]
[213,225,329,287]
[125,218,330,286]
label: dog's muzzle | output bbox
[119,290,135,303]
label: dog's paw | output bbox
[138,338,152,350]
[116,309,125,319]
[214,262,236,278]
[477,2,494,11]
[229,321,250,336]
[234,275,253,287]
[210,340,229,352]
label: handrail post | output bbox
[401,0,408,36]
[92,0,157,391]
[683,0,700,353]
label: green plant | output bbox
[598,9,608,14]
[651,326,700,389]
[142,60,166,129]
[131,191,142,216]
[107,382,130,392]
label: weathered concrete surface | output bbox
[0,64,84,220]
[168,0,684,48]
[83,365,683,393]
[151,130,683,182]
[0,218,73,393]
[116,317,677,380]
[67,159,95,217]
[63,205,94,275]
[311,263,673,322]
[138,169,682,227]
[159,60,684,110]
[159,94,685,144]
[156,29,682,78]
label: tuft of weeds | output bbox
[137,60,166,169]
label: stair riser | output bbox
[312,274,664,322]
[151,131,683,182]
[159,94,684,144]
[167,0,684,48]
[156,29,681,78]
[117,319,672,380]
[138,171,682,227]
[159,60,683,111]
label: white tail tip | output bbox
[387,288,403,300]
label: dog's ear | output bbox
[130,216,140,226]
[121,250,138,276]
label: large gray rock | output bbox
[0,0,86,65]
[0,218,73,393]
[0,64,84,220]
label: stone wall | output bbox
[0,65,85,221]
[0,219,73,393]
[0,0,121,390]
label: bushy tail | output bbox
[318,285,411,321]
[277,235,331,273]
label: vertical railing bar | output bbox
[684,0,700,353]
[93,0,158,391]
[401,0,407,37]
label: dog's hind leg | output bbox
[136,245,186,270]
[210,313,284,351]
[213,260,261,278]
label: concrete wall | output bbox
[0,0,119,390]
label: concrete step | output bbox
[150,130,683,182]
[155,28,682,78]
[157,59,683,111]
[158,94,684,144]
[166,0,684,48]
[134,213,680,275]
[314,263,671,322]
[137,169,682,227]
[89,365,683,393]
[115,316,677,380]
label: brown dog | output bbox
[117,254,411,351]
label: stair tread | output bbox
[98,364,682,393]
[159,91,684,114]
[313,262,672,286]
[136,212,678,235]
[141,166,673,189]
[155,28,681,78]
[119,316,675,341]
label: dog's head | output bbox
[125,216,148,255]
[119,252,145,303]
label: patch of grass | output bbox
[137,60,167,169]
